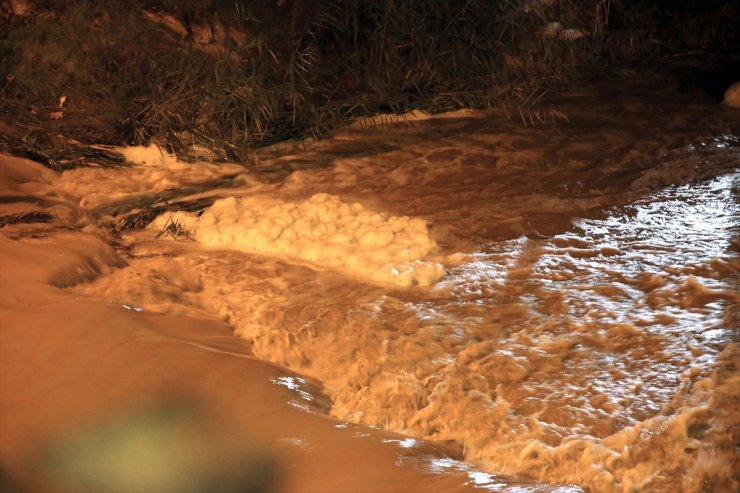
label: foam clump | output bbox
[160,193,445,287]
[119,144,182,168]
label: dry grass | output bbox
[1,0,737,164]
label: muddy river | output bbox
[1,62,738,492]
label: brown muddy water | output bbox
[1,63,738,493]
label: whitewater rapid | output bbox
[2,65,738,492]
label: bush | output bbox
[1,0,737,160]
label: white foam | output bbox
[154,193,445,287]
[119,144,183,168]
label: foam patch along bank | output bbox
[118,144,181,167]
[155,193,446,287]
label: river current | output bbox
[1,62,738,492]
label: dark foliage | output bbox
[1,0,737,161]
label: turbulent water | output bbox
[1,65,738,492]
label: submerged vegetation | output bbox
[1,0,738,163]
